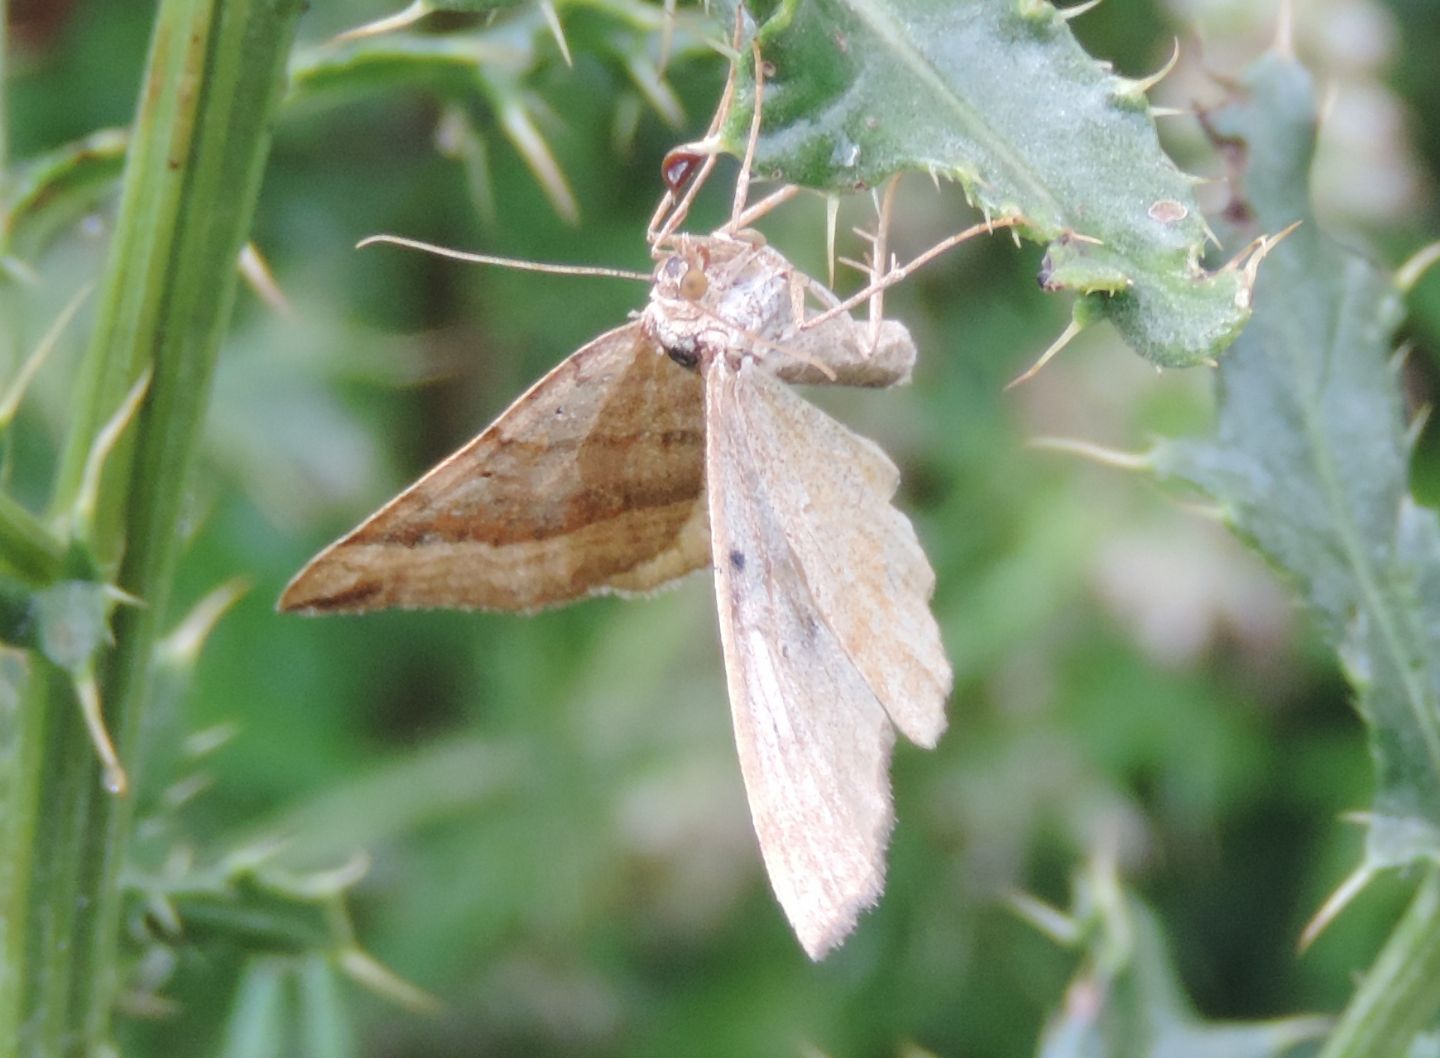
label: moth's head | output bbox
[644,233,792,372]
[650,232,769,305]
[645,238,724,370]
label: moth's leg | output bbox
[780,271,853,379]
[727,39,766,232]
[712,35,803,235]
[825,193,840,290]
[648,12,743,245]
[798,271,841,311]
[787,267,808,330]
[697,297,838,380]
[728,184,802,233]
[648,129,728,249]
[762,329,838,381]
[802,214,1024,334]
[805,179,899,357]
[823,179,901,353]
[866,179,901,351]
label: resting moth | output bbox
[283,42,952,957]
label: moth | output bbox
[281,45,953,958]
[281,226,951,957]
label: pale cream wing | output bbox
[705,357,900,960]
[740,362,951,747]
[280,324,707,614]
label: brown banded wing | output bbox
[279,323,708,614]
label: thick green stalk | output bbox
[1317,868,1440,1058]
[1,0,12,368]
[1,0,9,188]
[0,491,62,585]
[0,0,302,1055]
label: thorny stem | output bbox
[0,491,63,585]
[1,0,13,376]
[0,0,9,191]
[0,0,303,1054]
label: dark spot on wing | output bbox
[729,549,746,572]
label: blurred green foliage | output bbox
[5,0,1440,1055]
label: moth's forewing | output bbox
[739,352,951,746]
[704,356,949,959]
[280,324,708,614]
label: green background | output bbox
[7,0,1440,1053]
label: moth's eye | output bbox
[680,265,708,300]
[659,254,688,284]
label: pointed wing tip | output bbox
[276,579,308,614]
[799,924,851,961]
[793,886,884,960]
[887,662,956,754]
[908,719,947,751]
[912,696,951,748]
[275,584,321,615]
[890,681,951,749]
[276,567,383,614]
[783,850,889,961]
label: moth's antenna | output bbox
[729,184,801,232]
[866,178,901,347]
[358,235,652,282]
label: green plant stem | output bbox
[1,0,9,189]
[0,491,63,585]
[1,0,12,375]
[1317,867,1440,1058]
[0,0,302,1054]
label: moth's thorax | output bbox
[642,233,799,372]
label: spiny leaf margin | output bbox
[718,0,1253,369]
[1151,50,1440,873]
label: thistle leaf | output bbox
[1,129,127,264]
[1029,861,1327,1058]
[721,0,1252,367]
[1038,895,1328,1058]
[286,2,686,223]
[1151,52,1440,871]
